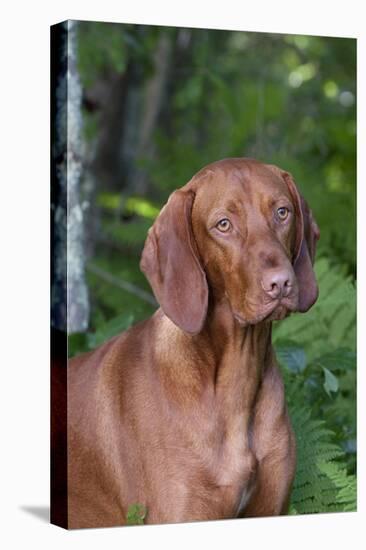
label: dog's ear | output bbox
[282,171,320,312]
[140,189,208,334]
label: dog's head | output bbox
[140,158,320,335]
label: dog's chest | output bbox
[202,416,257,515]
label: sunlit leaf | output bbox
[323,367,339,397]
[125,197,160,219]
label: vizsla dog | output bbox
[67,158,319,528]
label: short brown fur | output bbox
[67,158,319,528]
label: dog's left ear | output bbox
[282,171,320,312]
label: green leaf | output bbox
[276,345,307,373]
[126,503,147,525]
[323,367,339,397]
[125,196,160,220]
[87,313,135,349]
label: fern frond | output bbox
[273,257,356,359]
[318,462,357,512]
[290,407,356,514]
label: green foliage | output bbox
[279,345,356,475]
[275,258,356,472]
[96,192,157,249]
[273,257,356,359]
[68,311,136,357]
[97,192,159,220]
[68,250,154,358]
[289,408,356,514]
[87,312,135,349]
[77,23,163,89]
[275,256,356,504]
[103,218,153,248]
[318,462,357,512]
[77,22,128,87]
[148,32,356,273]
[126,503,147,526]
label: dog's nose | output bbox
[261,270,293,300]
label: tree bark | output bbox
[128,32,173,195]
[51,20,89,334]
[84,28,174,197]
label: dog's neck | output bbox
[198,298,273,389]
[156,298,273,405]
[202,298,272,354]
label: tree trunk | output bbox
[128,32,173,195]
[51,20,89,334]
[84,29,174,197]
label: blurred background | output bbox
[64,21,356,514]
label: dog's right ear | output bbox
[140,189,208,335]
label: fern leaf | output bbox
[318,462,357,512]
[289,406,356,515]
[273,257,356,359]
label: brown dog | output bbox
[67,158,319,528]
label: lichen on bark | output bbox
[51,20,89,334]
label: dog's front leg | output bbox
[241,362,296,517]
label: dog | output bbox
[66,158,319,528]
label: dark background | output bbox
[66,21,356,515]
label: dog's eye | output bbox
[277,207,289,221]
[216,218,232,232]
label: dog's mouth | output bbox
[265,303,291,321]
[234,296,298,326]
